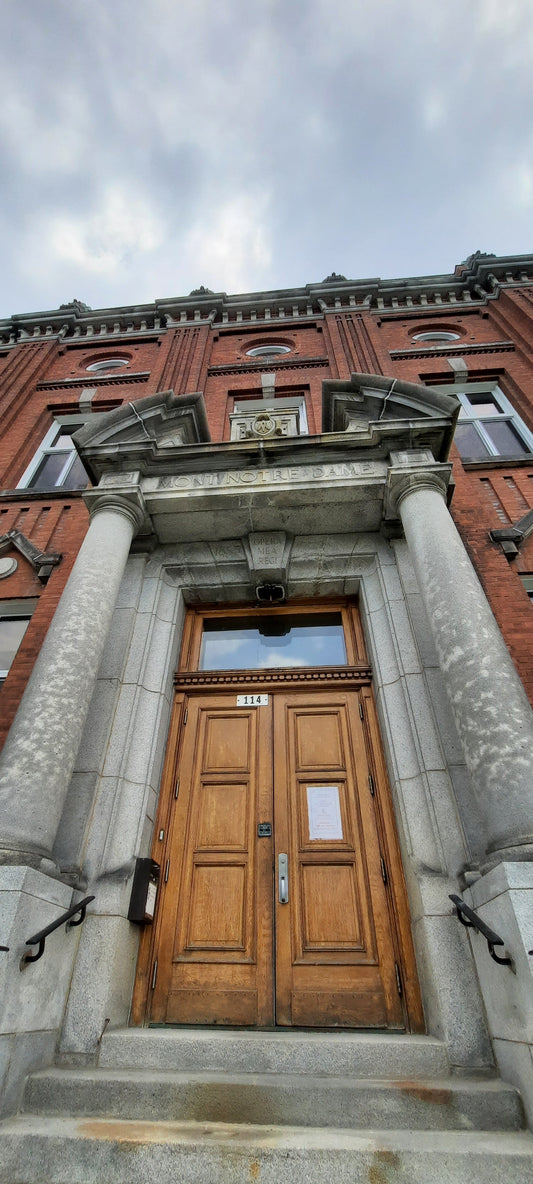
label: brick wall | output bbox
[1,278,533,752]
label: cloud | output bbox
[181,195,273,294]
[46,187,164,275]
[0,0,532,315]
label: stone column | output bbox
[387,455,533,866]
[0,480,146,870]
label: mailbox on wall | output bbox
[128,858,160,924]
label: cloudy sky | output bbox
[1,0,532,317]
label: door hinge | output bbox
[151,959,158,990]
[164,859,170,883]
[380,856,388,885]
[174,778,180,799]
[183,707,188,725]
[395,962,403,997]
[359,702,364,720]
[368,772,375,797]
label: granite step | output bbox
[23,1066,525,1131]
[1,1115,532,1184]
[98,1027,450,1079]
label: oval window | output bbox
[86,358,130,372]
[246,344,291,358]
[411,331,461,343]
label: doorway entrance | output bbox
[133,605,423,1031]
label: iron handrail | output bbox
[449,894,513,968]
[20,895,95,968]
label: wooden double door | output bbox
[143,676,422,1031]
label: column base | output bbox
[482,836,533,871]
[0,842,59,876]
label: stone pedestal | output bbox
[466,864,533,1125]
[0,866,74,1115]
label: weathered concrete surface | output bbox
[98,1027,450,1079]
[0,1115,532,1184]
[23,1066,524,1131]
[466,862,533,1127]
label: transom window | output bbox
[199,613,347,670]
[0,600,37,685]
[453,385,533,462]
[18,421,89,491]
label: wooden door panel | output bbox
[290,989,388,1028]
[148,678,420,1031]
[295,709,346,771]
[203,712,252,773]
[274,692,404,1028]
[151,695,273,1026]
[300,862,363,949]
[196,781,249,850]
[185,863,247,949]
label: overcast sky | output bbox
[1,0,532,317]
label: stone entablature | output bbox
[2,252,533,344]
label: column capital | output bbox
[83,473,147,535]
[385,454,452,520]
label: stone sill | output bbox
[460,458,533,472]
[0,488,87,502]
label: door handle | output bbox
[278,853,289,904]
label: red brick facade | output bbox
[2,255,533,746]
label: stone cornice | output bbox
[2,253,533,340]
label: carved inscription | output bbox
[157,461,382,491]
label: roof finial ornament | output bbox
[59,298,91,313]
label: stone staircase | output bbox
[0,1028,532,1183]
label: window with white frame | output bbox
[0,600,37,686]
[453,384,533,462]
[17,420,89,491]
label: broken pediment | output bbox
[322,374,459,461]
[0,530,62,583]
[74,391,210,482]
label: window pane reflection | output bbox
[199,614,347,670]
[0,618,30,674]
[484,420,529,457]
[454,424,491,460]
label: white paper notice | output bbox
[307,785,343,841]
